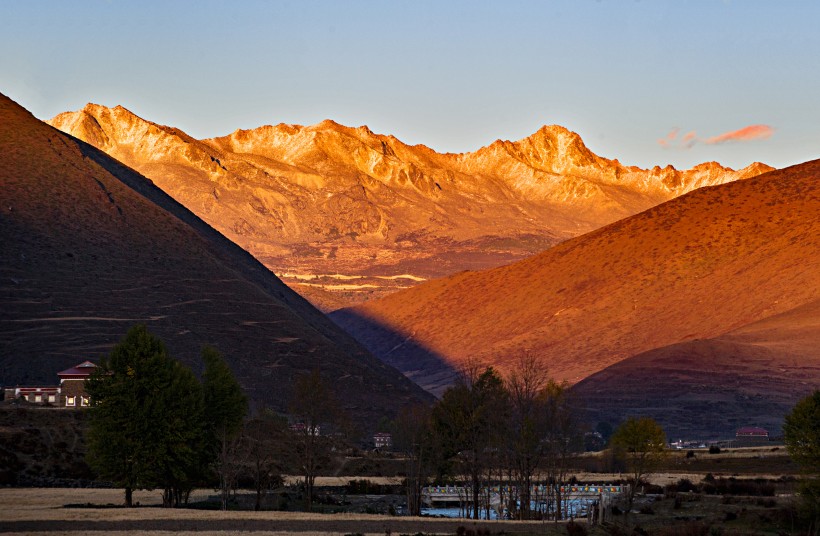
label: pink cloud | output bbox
[705,124,774,144]
[682,131,696,142]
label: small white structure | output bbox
[374,432,392,449]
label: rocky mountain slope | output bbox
[0,94,433,428]
[331,161,820,404]
[49,105,772,310]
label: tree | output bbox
[506,352,548,519]
[783,390,820,532]
[240,409,289,511]
[289,368,337,511]
[784,390,820,474]
[540,380,582,520]
[610,416,667,513]
[85,325,205,507]
[202,346,248,511]
[433,365,507,520]
[394,403,437,516]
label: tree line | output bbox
[85,325,818,525]
[85,325,342,510]
[391,354,653,521]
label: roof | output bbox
[57,360,98,378]
[736,427,769,436]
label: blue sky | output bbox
[2,0,818,170]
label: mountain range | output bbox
[0,93,432,428]
[49,104,772,310]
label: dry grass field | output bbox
[0,488,564,536]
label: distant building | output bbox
[290,422,321,436]
[736,427,769,445]
[3,360,96,407]
[736,427,769,439]
[57,361,97,407]
[374,432,392,449]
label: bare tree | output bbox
[394,403,436,516]
[433,364,507,519]
[289,368,337,511]
[540,380,582,520]
[506,352,550,519]
[241,410,288,511]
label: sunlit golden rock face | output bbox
[49,105,773,310]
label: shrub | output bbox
[708,445,721,454]
[566,520,588,536]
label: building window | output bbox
[81,396,89,407]
[34,394,42,403]
[66,396,76,407]
[48,394,56,403]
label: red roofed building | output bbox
[58,361,97,407]
[3,361,97,408]
[736,427,769,445]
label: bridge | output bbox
[422,484,625,507]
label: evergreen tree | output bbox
[783,390,820,531]
[202,345,248,511]
[85,325,205,507]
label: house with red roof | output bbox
[3,360,97,408]
[735,426,769,445]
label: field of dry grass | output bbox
[0,488,564,536]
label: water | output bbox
[421,498,593,520]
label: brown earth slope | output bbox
[331,161,820,397]
[49,105,772,309]
[0,94,433,427]
[574,299,820,439]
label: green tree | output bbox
[202,345,248,511]
[85,325,205,507]
[784,390,820,474]
[610,416,667,513]
[783,390,820,532]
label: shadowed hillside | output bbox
[0,94,433,428]
[574,300,820,439]
[50,105,771,309]
[332,161,820,406]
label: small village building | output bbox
[289,422,321,436]
[374,432,392,449]
[57,361,97,407]
[735,426,769,445]
[2,360,96,408]
[4,386,61,405]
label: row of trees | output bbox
[393,355,670,521]
[394,356,584,520]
